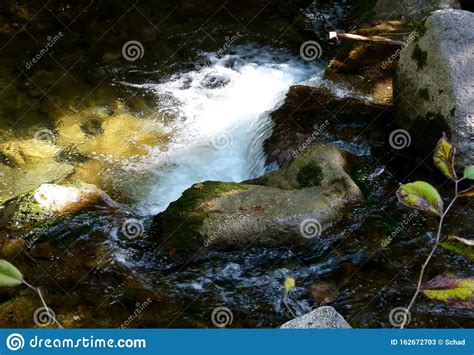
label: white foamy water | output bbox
[125,47,320,215]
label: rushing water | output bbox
[123,47,319,215]
[0,1,472,329]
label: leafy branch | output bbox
[396,134,473,328]
[0,259,63,328]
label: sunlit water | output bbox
[123,47,319,215]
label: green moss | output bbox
[411,44,427,69]
[418,88,430,101]
[248,175,269,186]
[11,194,49,223]
[414,18,428,38]
[296,163,323,188]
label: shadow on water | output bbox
[0,0,472,328]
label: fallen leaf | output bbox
[284,277,295,293]
[422,274,474,309]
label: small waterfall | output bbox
[123,46,320,215]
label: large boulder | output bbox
[280,306,351,329]
[374,0,460,20]
[395,10,474,166]
[153,144,363,255]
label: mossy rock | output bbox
[153,144,363,257]
[154,181,248,252]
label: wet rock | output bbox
[0,139,59,167]
[280,306,351,328]
[310,282,337,304]
[56,110,168,160]
[0,162,74,204]
[0,183,116,230]
[395,10,474,166]
[154,144,363,254]
[33,183,114,213]
[374,0,460,20]
[264,84,392,166]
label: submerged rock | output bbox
[264,84,391,166]
[0,139,59,167]
[153,144,363,255]
[280,306,351,328]
[395,10,474,166]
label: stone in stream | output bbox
[153,144,363,255]
[395,10,474,166]
[280,306,351,329]
[0,183,117,231]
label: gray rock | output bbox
[0,162,74,204]
[395,10,474,166]
[374,0,460,20]
[154,144,363,254]
[280,306,351,329]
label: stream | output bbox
[0,0,472,329]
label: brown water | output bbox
[0,0,472,328]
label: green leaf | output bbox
[422,274,473,309]
[0,260,24,287]
[463,166,474,180]
[440,236,474,262]
[396,181,443,216]
[433,134,456,180]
